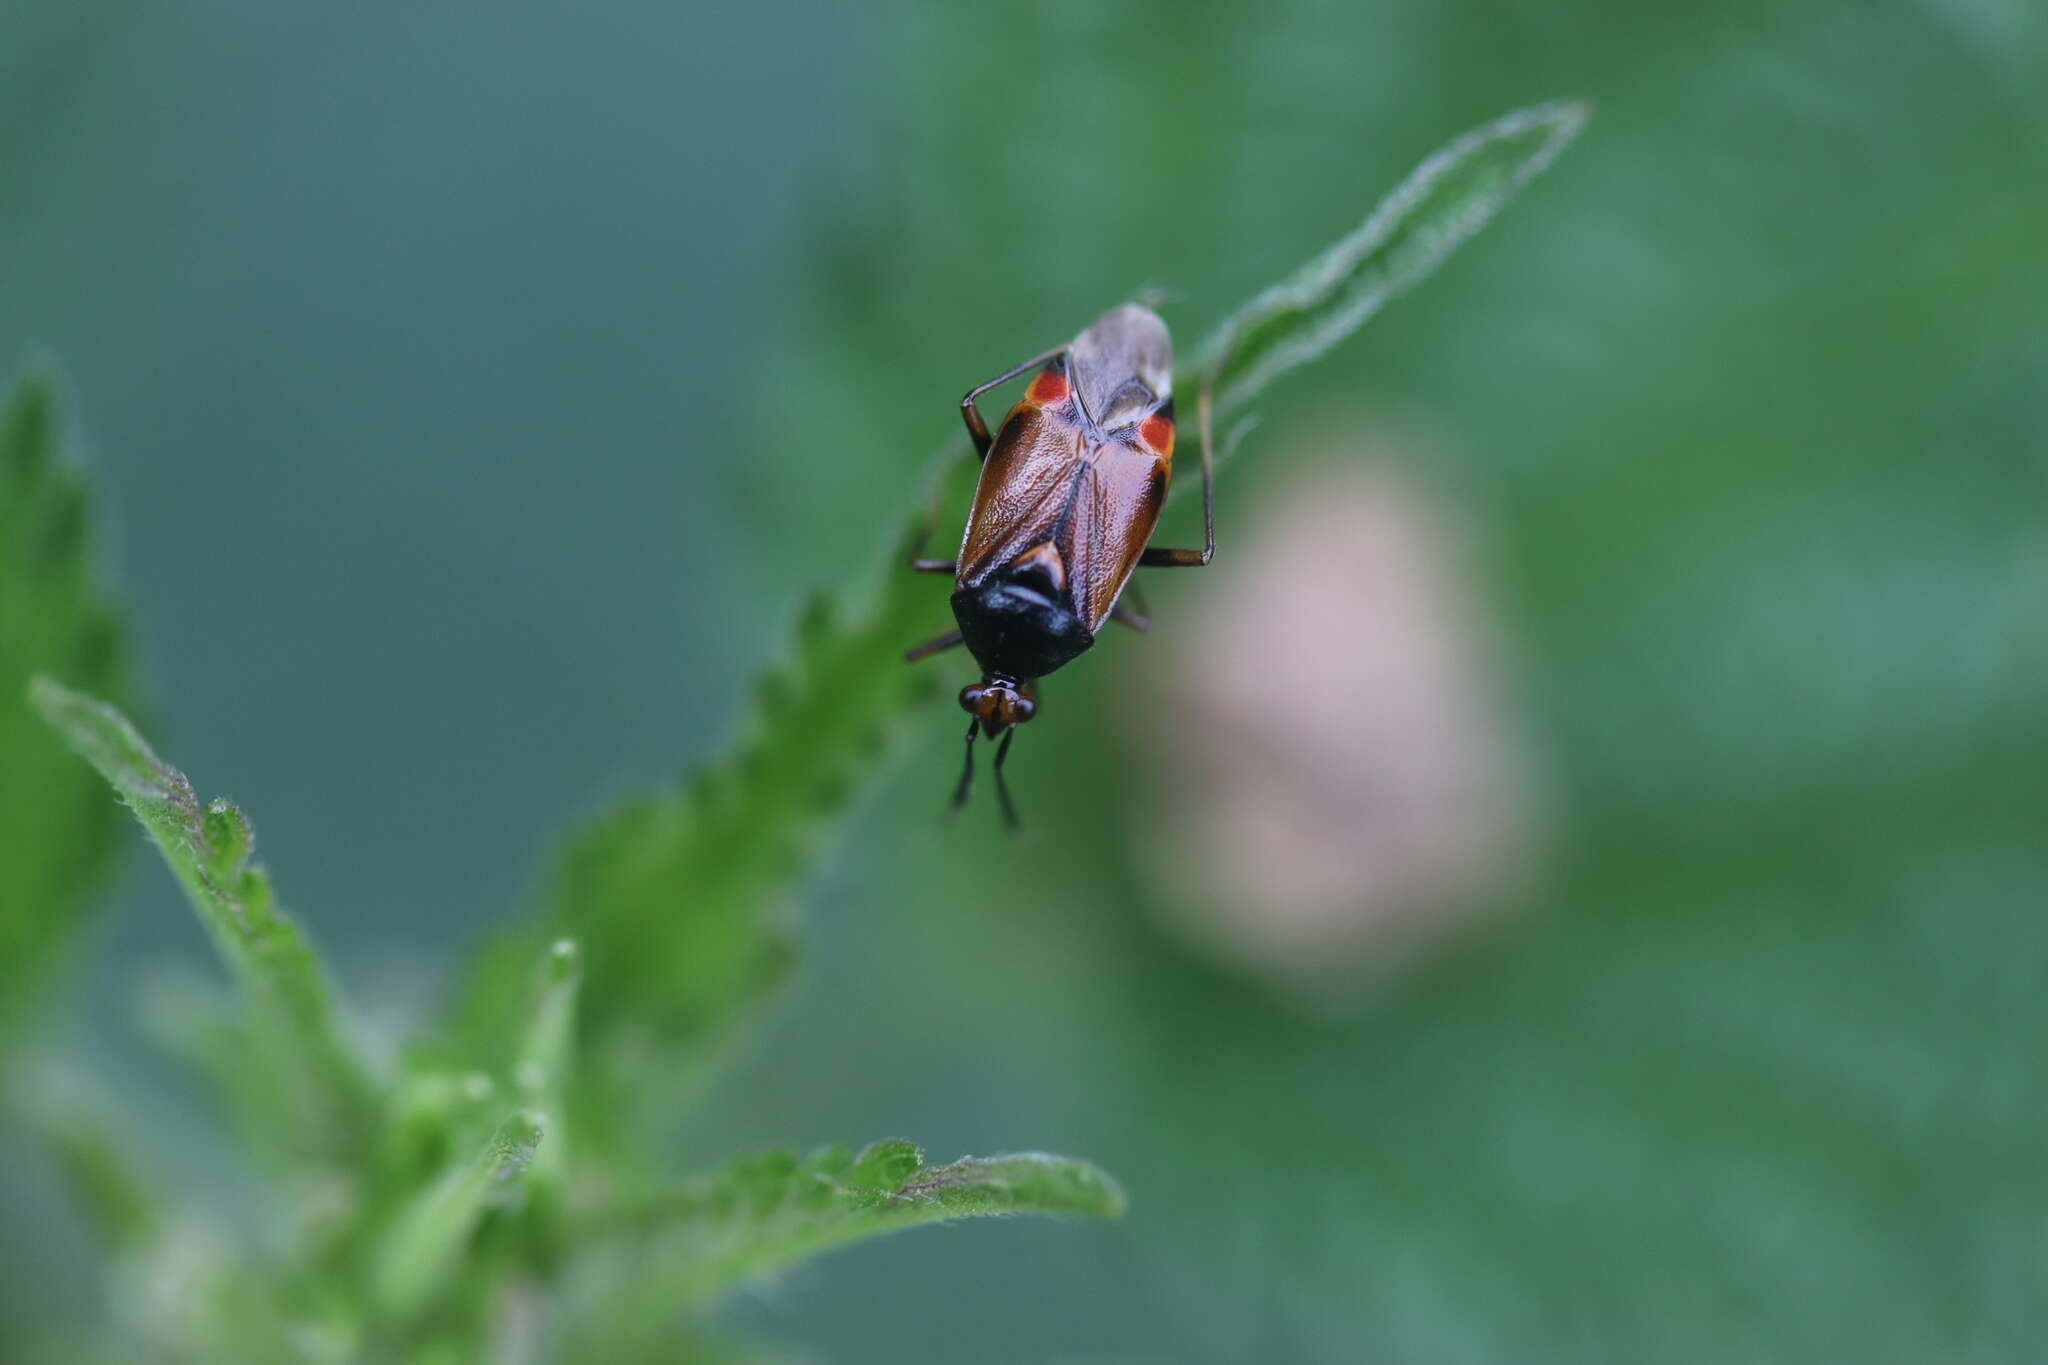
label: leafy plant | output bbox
[4,100,1583,1361]
[0,376,136,1043]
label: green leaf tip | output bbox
[515,936,581,1185]
[487,1108,547,1178]
[898,1151,1129,1220]
[1196,96,1590,416]
[29,675,375,1151]
[541,935,581,983]
[0,372,55,480]
[607,1141,1124,1312]
[844,1137,923,1191]
[33,674,275,942]
[201,798,256,882]
[28,674,186,810]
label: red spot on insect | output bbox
[1029,368,1069,405]
[1140,413,1175,456]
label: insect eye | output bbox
[1013,697,1037,723]
[958,685,985,714]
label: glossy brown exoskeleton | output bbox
[905,302,1215,827]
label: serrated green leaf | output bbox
[457,508,947,1078]
[662,1140,1125,1298]
[567,1141,1122,1349]
[446,104,1585,1114]
[0,375,137,1040]
[1,91,1594,1364]
[1194,98,1589,414]
[28,677,376,1156]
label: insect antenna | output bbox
[992,727,1021,832]
[952,717,979,812]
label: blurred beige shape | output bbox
[1139,433,1541,987]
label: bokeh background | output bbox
[5,1,2046,1360]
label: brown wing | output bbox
[1061,436,1170,631]
[956,364,1087,583]
[957,357,1174,633]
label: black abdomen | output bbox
[951,575,1095,681]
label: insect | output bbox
[904,302,1216,828]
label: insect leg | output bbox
[951,718,979,811]
[1137,373,1218,567]
[991,727,1020,832]
[904,630,965,663]
[903,497,958,574]
[1114,578,1153,630]
[961,344,1066,459]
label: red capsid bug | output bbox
[904,302,1217,829]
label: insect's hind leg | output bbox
[960,344,1066,459]
[1110,579,1153,632]
[1137,371,1218,568]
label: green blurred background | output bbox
[5,0,2046,1360]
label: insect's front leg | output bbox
[903,503,961,661]
[902,527,958,658]
[903,629,964,663]
[960,344,1066,460]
